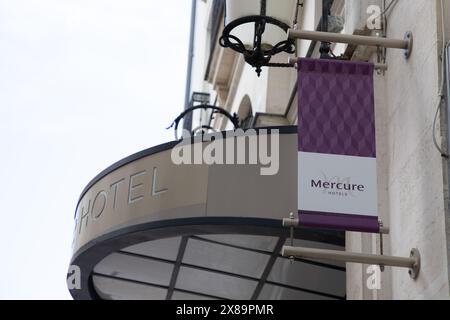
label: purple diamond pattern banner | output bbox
[297,58,379,233]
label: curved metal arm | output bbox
[192,125,218,135]
[167,104,240,140]
[219,15,296,76]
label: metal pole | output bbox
[183,0,197,131]
[446,43,450,167]
[282,218,390,234]
[289,29,407,48]
[319,0,333,59]
[288,29,413,58]
[286,57,388,71]
[282,246,420,279]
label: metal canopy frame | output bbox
[69,215,346,300]
[91,233,346,300]
[69,127,347,300]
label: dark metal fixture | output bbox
[319,0,333,59]
[168,105,240,140]
[219,0,300,76]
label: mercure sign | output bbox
[297,58,379,233]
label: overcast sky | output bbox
[0,0,191,299]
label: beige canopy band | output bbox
[288,29,413,59]
[282,217,421,279]
[287,57,388,71]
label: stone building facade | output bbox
[186,0,450,299]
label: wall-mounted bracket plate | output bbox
[408,248,420,279]
[404,31,413,59]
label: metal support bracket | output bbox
[408,248,421,279]
[288,29,413,59]
[378,220,385,272]
[282,246,420,280]
[282,216,418,278]
[287,57,388,71]
[282,217,390,234]
[403,31,413,59]
[288,213,295,264]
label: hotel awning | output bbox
[68,126,345,300]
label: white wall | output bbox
[345,0,450,299]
